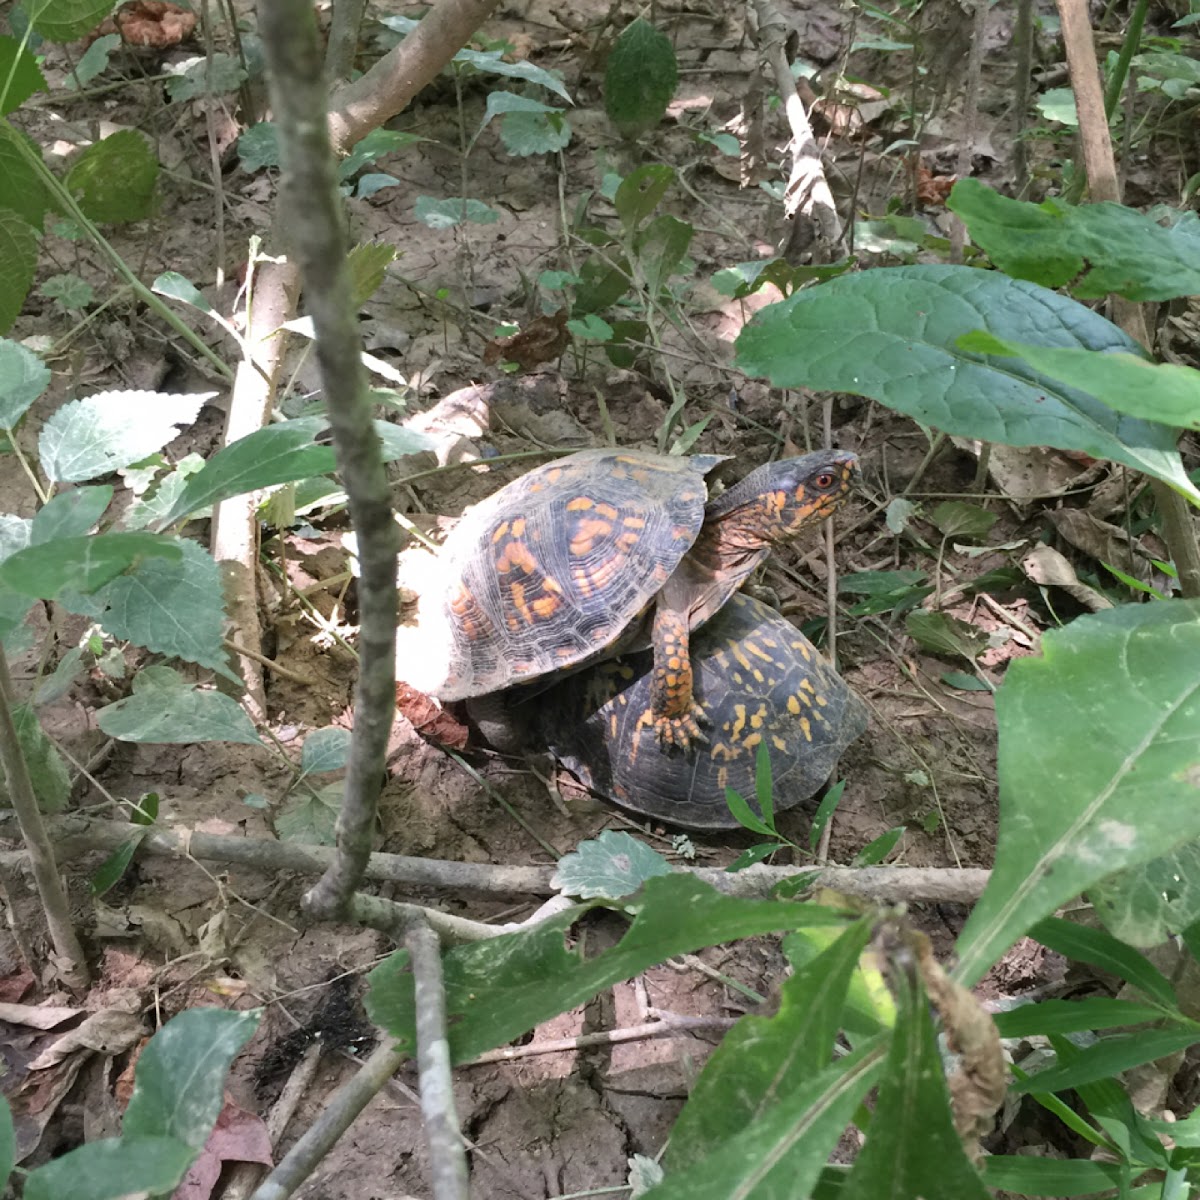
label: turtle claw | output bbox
[652,706,709,752]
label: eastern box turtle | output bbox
[531,593,869,829]
[397,446,858,747]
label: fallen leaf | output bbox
[395,683,469,750]
[0,1002,84,1030]
[172,1097,273,1200]
[483,310,570,370]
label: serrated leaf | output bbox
[39,390,207,483]
[604,18,678,138]
[64,130,158,223]
[276,783,341,844]
[237,121,279,172]
[367,874,850,1064]
[300,726,352,774]
[906,609,987,661]
[0,210,38,334]
[668,920,873,1169]
[23,1136,197,1200]
[1091,841,1200,947]
[452,48,571,103]
[346,242,396,306]
[550,830,671,899]
[613,164,674,230]
[75,539,235,679]
[735,264,1200,501]
[31,485,113,543]
[499,110,571,156]
[11,704,70,813]
[164,53,245,102]
[0,125,53,230]
[124,1008,261,1145]
[414,196,499,229]
[156,418,334,525]
[955,601,1200,986]
[0,35,47,112]
[931,500,997,540]
[0,532,181,597]
[0,337,50,428]
[96,666,260,746]
[959,333,1200,431]
[948,181,1200,301]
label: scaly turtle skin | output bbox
[397,446,858,747]
[534,593,869,829]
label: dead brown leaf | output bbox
[395,683,469,750]
[173,1097,273,1200]
[483,310,570,371]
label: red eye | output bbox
[814,472,835,489]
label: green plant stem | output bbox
[2,120,233,382]
[1102,0,1149,121]
[0,647,89,989]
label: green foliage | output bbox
[0,208,38,333]
[27,0,119,43]
[550,829,672,899]
[604,18,679,139]
[96,665,260,745]
[0,125,54,228]
[164,53,246,103]
[64,130,159,224]
[10,703,70,812]
[0,35,47,112]
[414,195,500,228]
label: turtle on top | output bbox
[395,444,867,828]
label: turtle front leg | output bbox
[645,602,706,750]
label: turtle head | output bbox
[706,449,859,545]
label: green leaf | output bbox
[735,264,1199,502]
[63,32,119,89]
[70,539,235,680]
[337,128,423,177]
[372,420,439,461]
[237,121,279,172]
[32,645,84,705]
[809,779,846,851]
[955,601,1200,986]
[346,242,397,307]
[1015,1027,1200,1095]
[851,826,905,867]
[636,212,693,294]
[164,53,246,102]
[843,969,991,1200]
[156,418,335,525]
[0,1095,13,1187]
[91,832,148,896]
[667,921,873,1168]
[482,90,559,126]
[0,532,182,597]
[942,670,991,691]
[367,874,851,1063]
[64,130,158,223]
[0,35,47,112]
[1035,87,1078,125]
[0,210,38,334]
[152,270,214,313]
[28,0,118,42]
[905,610,987,661]
[992,997,1172,1038]
[958,333,1200,431]
[0,125,54,229]
[96,666,260,746]
[124,1008,261,1145]
[31,485,113,543]
[565,313,612,341]
[23,1136,198,1200]
[452,48,571,103]
[121,454,206,530]
[499,110,571,156]
[550,830,671,899]
[1091,841,1200,947]
[604,18,678,138]
[948,181,1200,301]
[646,1039,885,1199]
[982,1156,1125,1197]
[930,500,997,540]
[414,196,499,229]
[300,726,352,774]
[0,337,51,429]
[614,164,675,231]
[38,390,207,483]
[11,704,70,813]
[726,842,787,871]
[276,783,340,844]
[41,272,94,311]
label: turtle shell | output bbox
[534,593,869,829]
[398,448,727,700]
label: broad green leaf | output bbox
[1036,87,1078,125]
[367,874,851,1064]
[337,128,424,178]
[958,333,1200,430]
[0,532,181,597]
[930,500,997,540]
[11,704,70,813]
[637,213,693,294]
[123,1008,261,1146]
[955,601,1200,986]
[451,47,571,103]
[566,313,612,341]
[29,0,120,42]
[614,164,674,231]
[91,832,147,896]
[355,173,397,198]
[63,32,119,89]
[121,453,206,530]
[0,35,47,112]
[842,970,990,1200]
[346,242,397,306]
[948,181,1200,301]
[905,610,987,661]
[373,420,438,461]
[499,110,571,156]
[711,258,853,299]
[992,997,1172,1038]
[300,726,352,774]
[0,125,53,229]
[414,196,499,229]
[550,831,671,900]
[0,210,38,334]
[96,666,260,746]
[0,337,50,428]
[1014,1027,1200,1095]
[237,121,279,172]
[981,1156,1125,1197]
[164,53,245,102]
[39,390,207,483]
[276,783,341,844]
[31,485,113,543]
[735,265,1199,501]
[23,1136,197,1200]
[482,90,559,127]
[41,273,93,310]
[667,921,873,1169]
[152,270,213,313]
[32,645,84,705]
[64,130,158,223]
[73,539,235,680]
[156,418,334,525]
[604,18,678,139]
[1091,841,1200,947]
[0,1095,12,1187]
[645,1038,885,1199]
